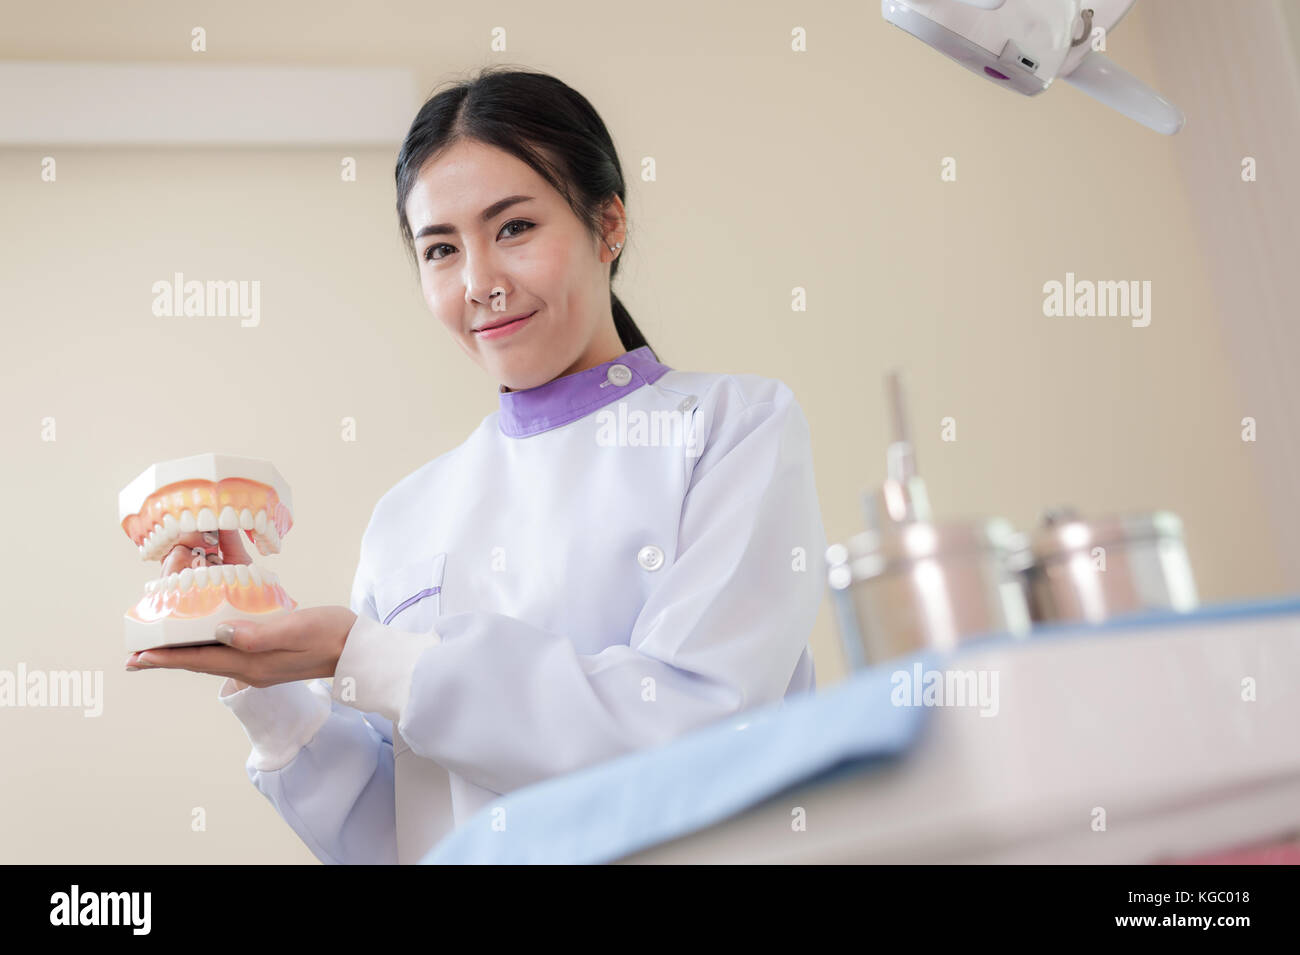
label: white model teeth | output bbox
[144,522,168,561]
[142,562,282,595]
[141,519,184,562]
[138,506,283,561]
[253,517,282,555]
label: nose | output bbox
[467,285,512,313]
[464,248,512,311]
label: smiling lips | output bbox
[474,310,536,339]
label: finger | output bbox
[132,644,250,676]
[214,616,289,653]
[126,648,239,681]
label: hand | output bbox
[125,605,359,688]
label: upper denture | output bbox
[119,455,294,562]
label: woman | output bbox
[126,66,827,864]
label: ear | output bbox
[599,194,627,257]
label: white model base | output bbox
[125,603,292,653]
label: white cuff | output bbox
[330,613,441,724]
[217,678,333,772]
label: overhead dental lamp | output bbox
[881,0,1184,133]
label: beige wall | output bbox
[0,0,1290,863]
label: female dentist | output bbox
[125,66,828,865]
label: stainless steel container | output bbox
[1022,506,1199,623]
[826,372,1032,669]
[827,518,1034,669]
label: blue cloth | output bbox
[422,592,1300,865]
[422,647,943,864]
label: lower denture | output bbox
[130,565,296,621]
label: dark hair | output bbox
[394,66,653,358]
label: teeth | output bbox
[219,506,239,531]
[141,517,185,562]
[196,507,217,532]
[254,509,267,534]
[180,509,197,533]
[253,520,282,555]
[138,561,279,600]
[240,508,255,530]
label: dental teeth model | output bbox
[119,453,297,652]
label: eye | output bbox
[500,218,533,238]
[422,219,535,262]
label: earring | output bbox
[608,241,622,254]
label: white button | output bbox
[606,363,632,386]
[637,544,664,571]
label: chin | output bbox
[484,349,553,392]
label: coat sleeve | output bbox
[331,382,827,797]
[216,583,399,864]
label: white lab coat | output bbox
[218,346,826,863]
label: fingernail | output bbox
[125,665,140,671]
[215,623,237,642]
[136,653,156,666]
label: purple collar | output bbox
[498,345,672,438]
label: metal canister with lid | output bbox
[1022,506,1199,623]
[825,372,1033,669]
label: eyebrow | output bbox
[414,195,536,240]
